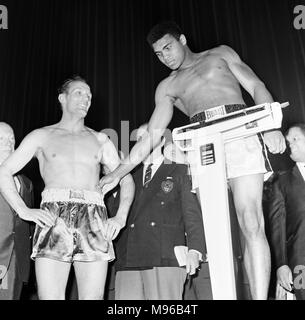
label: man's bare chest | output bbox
[171,56,232,97]
[40,134,101,163]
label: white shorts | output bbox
[189,105,273,187]
[225,134,272,179]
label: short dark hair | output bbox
[286,123,305,137]
[58,75,88,95]
[146,21,183,47]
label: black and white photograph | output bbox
[0,0,305,305]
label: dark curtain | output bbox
[0,0,305,182]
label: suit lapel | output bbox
[133,162,177,219]
[292,165,305,189]
[131,166,145,213]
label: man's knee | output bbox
[36,274,68,300]
[241,220,265,240]
[37,288,65,300]
[78,291,104,300]
[236,204,265,240]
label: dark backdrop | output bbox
[0,0,305,189]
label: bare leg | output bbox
[35,258,71,300]
[74,260,108,300]
[229,174,270,300]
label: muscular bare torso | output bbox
[36,126,103,191]
[166,49,245,117]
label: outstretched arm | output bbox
[220,45,286,154]
[0,129,56,227]
[100,79,174,193]
[99,133,135,240]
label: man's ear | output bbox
[58,93,65,105]
[179,34,187,46]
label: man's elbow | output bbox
[0,164,7,177]
[120,174,135,193]
[127,176,135,195]
[253,81,268,95]
[120,176,135,206]
[0,164,10,189]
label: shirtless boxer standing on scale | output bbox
[100,21,286,300]
[0,76,134,300]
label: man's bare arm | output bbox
[116,174,134,226]
[100,79,174,192]
[0,129,55,227]
[220,45,286,153]
[218,45,273,103]
[99,133,135,240]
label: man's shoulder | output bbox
[164,160,188,175]
[23,126,50,142]
[208,45,240,62]
[157,75,175,91]
[91,130,110,144]
[22,125,72,148]
[281,167,296,180]
[278,168,293,177]
[209,44,235,54]
[155,75,180,105]
[272,169,294,186]
[84,126,99,136]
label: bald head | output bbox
[0,122,14,134]
[0,122,15,164]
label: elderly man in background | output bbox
[0,122,33,299]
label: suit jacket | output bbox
[0,174,33,282]
[267,165,305,270]
[104,187,120,219]
[115,161,206,271]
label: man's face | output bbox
[0,124,15,164]
[286,127,305,162]
[152,34,186,70]
[61,81,92,117]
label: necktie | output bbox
[143,163,153,186]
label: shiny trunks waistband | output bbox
[190,104,247,123]
[41,188,103,206]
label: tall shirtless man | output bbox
[0,76,134,299]
[100,22,286,299]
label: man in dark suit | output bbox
[114,124,207,300]
[268,123,305,300]
[0,122,33,299]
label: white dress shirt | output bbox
[297,162,305,181]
